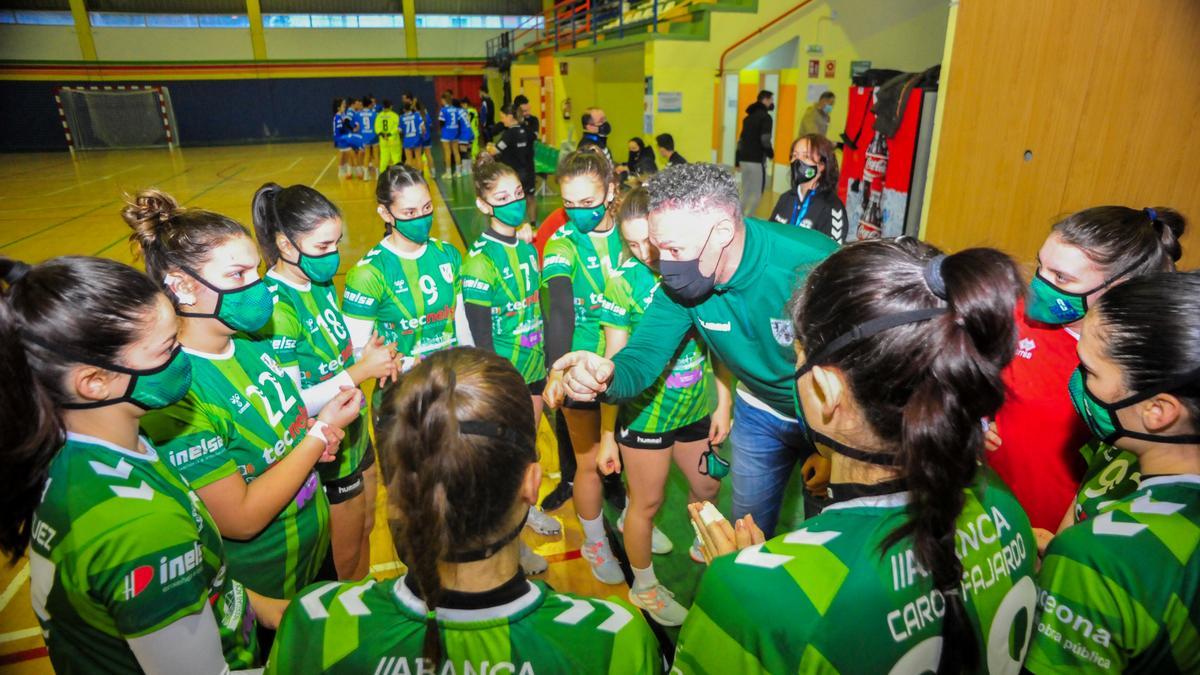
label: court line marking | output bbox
[0,562,29,613]
[0,200,118,251]
[92,166,248,256]
[42,165,144,197]
[0,627,41,645]
[312,154,337,187]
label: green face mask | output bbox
[283,235,340,283]
[1069,365,1200,446]
[177,267,275,333]
[565,203,607,233]
[393,213,434,245]
[1026,259,1142,325]
[58,345,193,411]
[488,199,527,228]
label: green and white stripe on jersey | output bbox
[29,433,257,673]
[542,224,623,355]
[266,576,662,674]
[1028,475,1200,674]
[675,471,1037,674]
[343,236,463,359]
[1073,441,1142,523]
[259,271,370,483]
[140,337,330,599]
[600,257,712,435]
[462,231,546,385]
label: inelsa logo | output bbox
[123,565,154,600]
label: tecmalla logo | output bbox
[1016,337,1036,360]
[123,565,155,600]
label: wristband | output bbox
[309,420,331,445]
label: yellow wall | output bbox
[643,0,949,165]
[0,25,82,61]
[592,46,645,151]
[265,28,408,60]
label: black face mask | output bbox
[766,103,775,112]
[793,308,949,466]
[791,160,819,187]
[597,121,612,136]
[658,224,728,304]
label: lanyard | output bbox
[790,189,815,226]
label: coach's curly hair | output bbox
[376,348,536,665]
[644,162,740,221]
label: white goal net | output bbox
[55,86,177,151]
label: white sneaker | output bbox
[520,542,547,576]
[362,169,372,181]
[629,583,688,626]
[526,506,561,536]
[581,538,624,584]
[618,509,673,555]
[689,537,705,564]
[441,171,453,179]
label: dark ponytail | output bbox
[0,256,163,560]
[376,348,535,665]
[251,182,341,265]
[375,164,428,236]
[792,238,1022,674]
[1052,205,1187,277]
[1095,272,1200,427]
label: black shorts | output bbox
[562,397,600,411]
[323,445,376,505]
[527,378,547,396]
[519,171,536,193]
[618,416,711,450]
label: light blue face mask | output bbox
[822,104,833,115]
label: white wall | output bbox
[0,25,82,61]
[92,27,252,61]
[0,24,498,61]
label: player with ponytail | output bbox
[266,348,661,674]
[126,189,363,608]
[252,182,400,580]
[677,239,1038,674]
[0,256,260,672]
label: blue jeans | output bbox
[729,394,814,537]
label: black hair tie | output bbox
[3,260,31,285]
[923,255,948,300]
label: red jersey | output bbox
[987,301,1090,530]
[534,207,568,262]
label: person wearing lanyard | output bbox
[547,162,838,538]
[769,134,847,244]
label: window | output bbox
[197,14,249,28]
[146,14,199,28]
[11,11,75,26]
[89,12,247,28]
[91,12,145,27]
[259,13,540,30]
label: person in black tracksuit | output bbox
[492,103,537,226]
[478,87,494,144]
[736,90,775,216]
[770,132,848,244]
[655,133,687,166]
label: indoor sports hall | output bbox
[1,1,1198,674]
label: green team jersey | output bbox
[140,337,330,599]
[344,236,463,359]
[542,223,623,355]
[605,218,837,417]
[29,433,257,673]
[1027,475,1200,674]
[1074,441,1142,523]
[600,257,712,434]
[675,474,1038,674]
[462,230,546,385]
[259,270,371,483]
[376,109,402,147]
[266,576,662,674]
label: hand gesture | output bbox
[688,501,765,564]
[596,438,622,475]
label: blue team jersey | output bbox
[358,107,378,140]
[420,112,432,143]
[456,109,475,142]
[439,105,460,140]
[400,111,422,148]
[332,113,347,138]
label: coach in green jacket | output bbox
[547,162,837,536]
